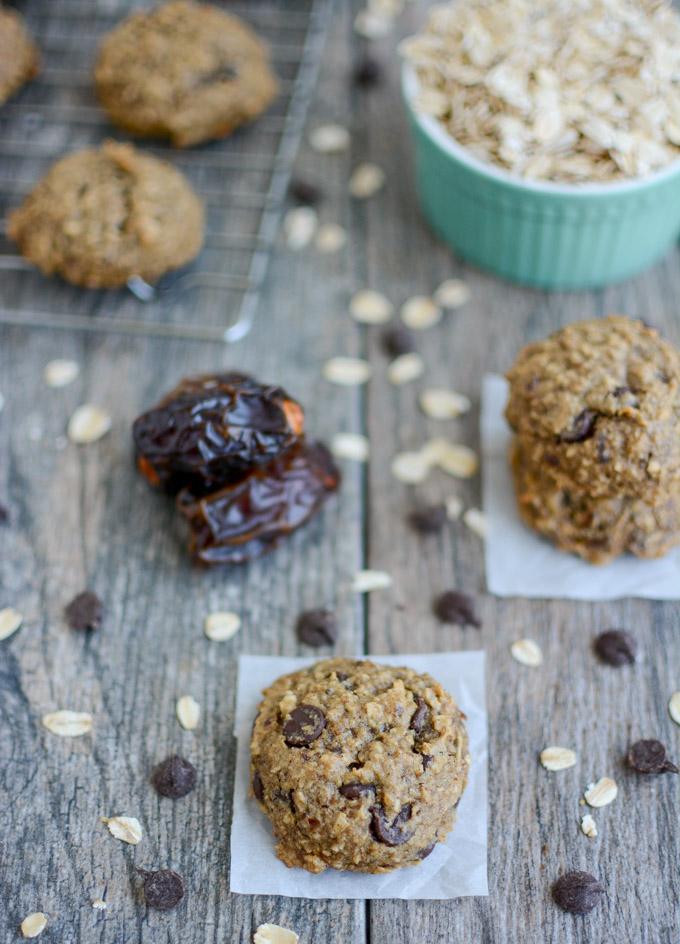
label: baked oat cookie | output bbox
[511,439,680,565]
[7,141,204,288]
[250,658,469,874]
[0,6,39,106]
[94,0,278,148]
[506,316,680,502]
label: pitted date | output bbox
[177,440,340,565]
[132,373,304,494]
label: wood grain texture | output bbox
[1,1,679,943]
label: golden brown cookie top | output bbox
[505,316,680,500]
[0,7,39,106]
[250,658,469,873]
[94,0,278,147]
[7,141,204,288]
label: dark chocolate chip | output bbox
[409,695,429,734]
[369,803,413,846]
[252,770,264,802]
[151,755,197,799]
[339,782,375,800]
[289,178,321,206]
[381,325,415,358]
[353,57,382,88]
[408,504,446,535]
[283,704,326,747]
[64,591,103,632]
[296,608,337,647]
[433,590,481,627]
[612,385,630,396]
[594,629,637,666]
[416,842,436,860]
[552,871,604,915]
[559,409,598,443]
[138,869,185,911]
[336,671,349,682]
[627,739,678,775]
[421,753,434,770]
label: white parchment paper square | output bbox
[230,652,488,900]
[482,373,680,600]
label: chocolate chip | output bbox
[339,782,375,800]
[151,755,197,799]
[627,739,678,775]
[552,871,604,915]
[421,754,434,770]
[433,590,481,627]
[370,803,413,846]
[353,57,382,88]
[336,671,349,682]
[283,704,326,747]
[409,695,429,734]
[416,842,436,860]
[381,325,415,358]
[289,178,321,206]
[296,608,337,647]
[559,409,598,443]
[594,629,637,666]
[408,504,446,535]
[0,503,8,524]
[252,770,264,802]
[138,869,185,911]
[64,591,103,631]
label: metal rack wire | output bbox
[0,0,331,342]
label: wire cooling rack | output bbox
[0,0,331,342]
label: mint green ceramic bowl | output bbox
[402,67,680,290]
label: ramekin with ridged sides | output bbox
[402,67,680,291]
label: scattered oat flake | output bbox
[44,359,79,388]
[463,507,487,539]
[540,746,577,771]
[350,289,393,325]
[91,899,107,911]
[42,710,93,737]
[309,124,350,154]
[349,162,386,199]
[67,405,111,444]
[354,9,393,39]
[391,450,430,484]
[204,611,241,642]
[510,639,543,667]
[387,352,425,385]
[315,222,347,253]
[176,695,200,731]
[669,692,680,726]
[254,924,299,944]
[584,777,618,808]
[20,913,47,939]
[428,440,478,478]
[434,279,471,309]
[283,207,318,250]
[581,814,598,838]
[322,357,372,386]
[445,495,463,520]
[420,388,471,419]
[104,815,142,845]
[0,606,22,641]
[401,296,441,330]
[352,570,392,593]
[331,432,369,462]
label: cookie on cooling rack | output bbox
[250,658,469,873]
[7,141,205,289]
[94,0,279,148]
[0,7,39,106]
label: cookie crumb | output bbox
[580,814,598,838]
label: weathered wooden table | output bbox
[1,2,679,942]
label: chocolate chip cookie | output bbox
[511,439,680,564]
[0,7,39,106]
[94,0,278,148]
[506,317,680,502]
[7,141,204,288]
[250,658,469,873]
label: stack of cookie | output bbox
[505,315,680,564]
[133,373,340,565]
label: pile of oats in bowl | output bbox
[401,0,680,183]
